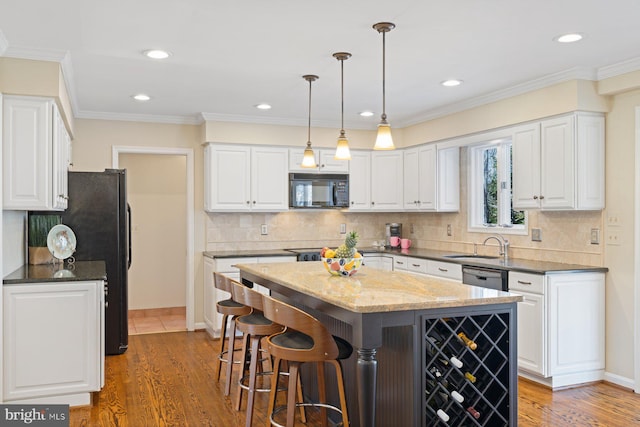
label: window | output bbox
[468,139,526,233]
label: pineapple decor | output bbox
[320,231,363,277]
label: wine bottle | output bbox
[467,406,481,419]
[426,335,464,369]
[464,371,477,383]
[426,392,451,423]
[457,332,478,350]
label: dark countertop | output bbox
[203,249,296,259]
[359,247,608,275]
[3,260,107,284]
[202,247,607,275]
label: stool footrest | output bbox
[270,402,346,427]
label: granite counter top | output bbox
[3,260,107,284]
[237,261,521,313]
[359,247,608,274]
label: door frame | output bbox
[111,146,195,331]
[635,107,640,393]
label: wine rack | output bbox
[422,307,516,426]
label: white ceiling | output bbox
[1,0,640,129]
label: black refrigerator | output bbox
[62,169,130,355]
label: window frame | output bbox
[467,138,528,235]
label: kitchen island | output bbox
[238,261,522,427]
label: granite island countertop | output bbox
[237,261,522,313]
[3,260,107,285]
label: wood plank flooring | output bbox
[71,331,640,426]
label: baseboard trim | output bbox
[603,371,636,391]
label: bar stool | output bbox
[213,273,251,396]
[262,294,352,427]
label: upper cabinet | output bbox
[403,144,459,212]
[204,144,289,212]
[371,151,404,211]
[513,113,604,210]
[3,95,71,211]
[288,148,349,173]
[348,151,371,211]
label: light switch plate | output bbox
[531,228,542,242]
[340,223,346,234]
[590,228,600,245]
[261,224,268,235]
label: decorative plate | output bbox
[47,224,77,260]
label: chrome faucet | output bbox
[483,234,509,260]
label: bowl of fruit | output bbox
[321,231,363,277]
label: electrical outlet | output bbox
[340,223,346,234]
[531,228,542,242]
[607,214,621,226]
[606,232,620,246]
[261,224,268,235]
[410,223,414,234]
[447,224,452,237]
[590,228,600,245]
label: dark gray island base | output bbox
[238,262,520,427]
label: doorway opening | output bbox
[112,146,195,332]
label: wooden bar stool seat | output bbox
[262,294,352,427]
[213,273,251,396]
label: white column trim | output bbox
[111,145,196,331]
[635,107,640,393]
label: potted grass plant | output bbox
[28,214,62,264]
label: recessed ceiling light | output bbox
[143,49,171,59]
[554,33,583,43]
[255,103,272,110]
[132,94,151,101]
[359,111,374,117]
[441,79,463,87]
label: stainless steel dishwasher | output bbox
[462,265,508,291]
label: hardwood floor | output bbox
[71,331,640,426]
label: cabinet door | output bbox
[371,151,403,211]
[512,123,541,209]
[3,96,55,210]
[319,149,349,173]
[403,147,420,210]
[348,151,371,211]
[419,145,437,210]
[426,260,462,281]
[576,114,605,210]
[251,146,288,211]
[203,257,218,336]
[436,146,459,212]
[510,290,545,375]
[392,255,408,271]
[547,273,605,376]
[3,282,102,401]
[205,144,252,211]
[540,116,575,209]
[288,148,319,172]
[52,104,70,210]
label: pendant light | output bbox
[301,74,319,168]
[373,22,396,150]
[333,52,352,160]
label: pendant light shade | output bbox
[333,52,352,160]
[373,22,395,151]
[301,74,319,168]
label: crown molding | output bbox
[399,66,598,127]
[199,112,375,130]
[75,110,204,125]
[3,45,68,62]
[597,56,640,80]
[0,30,8,56]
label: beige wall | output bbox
[119,154,187,310]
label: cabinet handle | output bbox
[517,280,532,285]
[253,201,256,204]
[396,261,404,265]
[371,201,375,205]
[246,201,250,204]
[539,195,545,200]
[412,264,421,267]
[438,267,448,272]
[533,195,539,200]
[351,201,354,205]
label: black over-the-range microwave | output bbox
[289,173,349,209]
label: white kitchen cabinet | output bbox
[403,144,459,212]
[362,254,393,271]
[3,95,71,210]
[426,260,462,281]
[348,150,371,211]
[509,270,605,388]
[3,280,104,405]
[512,113,604,210]
[203,255,296,338]
[371,151,404,211]
[288,148,349,173]
[204,144,288,212]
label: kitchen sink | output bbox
[444,254,500,259]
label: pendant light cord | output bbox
[307,78,312,146]
[340,58,345,132]
[381,30,387,121]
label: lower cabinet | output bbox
[508,271,605,388]
[362,254,393,271]
[203,255,296,338]
[3,280,104,405]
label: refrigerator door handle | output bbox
[127,203,132,270]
